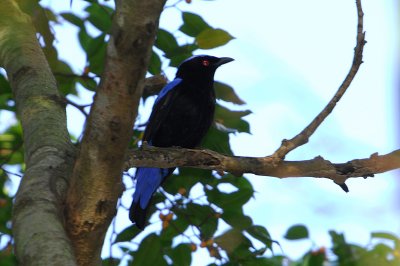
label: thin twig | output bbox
[1,167,23,178]
[272,0,366,159]
[65,98,90,117]
[164,0,184,9]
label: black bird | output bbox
[129,55,234,229]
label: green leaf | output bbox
[85,4,113,32]
[0,124,24,165]
[0,252,17,266]
[230,243,255,261]
[201,126,233,155]
[60,12,84,28]
[246,225,273,250]
[114,225,142,243]
[179,203,218,238]
[162,171,200,195]
[89,46,106,75]
[371,232,399,242]
[284,224,309,240]
[167,44,198,67]
[215,229,245,255]
[243,256,285,266]
[221,208,252,230]
[155,29,179,55]
[370,243,393,258]
[148,50,162,75]
[31,6,58,68]
[206,185,253,210]
[168,244,192,266]
[214,104,251,133]
[0,93,14,111]
[180,12,211,37]
[215,104,252,121]
[0,75,14,111]
[78,77,98,92]
[85,33,107,75]
[172,168,211,193]
[52,60,77,95]
[169,54,191,67]
[131,234,167,266]
[0,75,11,94]
[78,27,108,75]
[184,203,214,226]
[78,28,91,52]
[329,230,346,246]
[102,257,120,266]
[160,217,189,243]
[0,190,13,234]
[214,82,246,105]
[44,8,58,22]
[308,250,325,266]
[200,214,219,239]
[86,33,106,57]
[217,174,254,191]
[196,28,234,49]
[329,230,362,265]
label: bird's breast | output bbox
[153,84,215,148]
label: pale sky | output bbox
[2,0,399,264]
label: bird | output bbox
[129,55,234,229]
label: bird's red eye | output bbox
[202,60,210,67]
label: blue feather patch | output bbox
[155,78,182,104]
[133,167,168,209]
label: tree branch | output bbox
[65,0,167,265]
[272,0,366,159]
[125,146,400,184]
[0,0,76,265]
[142,74,168,99]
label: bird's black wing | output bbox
[143,78,183,142]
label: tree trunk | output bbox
[1,0,166,265]
[64,0,166,265]
[0,1,76,265]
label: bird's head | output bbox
[176,55,234,81]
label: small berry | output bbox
[0,199,7,207]
[178,187,187,196]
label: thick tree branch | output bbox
[0,0,76,265]
[65,0,166,265]
[125,147,400,184]
[272,0,366,159]
[142,74,168,99]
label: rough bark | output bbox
[0,1,76,265]
[125,146,400,185]
[65,0,166,265]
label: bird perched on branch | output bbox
[129,55,234,229]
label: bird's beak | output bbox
[215,57,234,67]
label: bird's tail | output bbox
[129,167,169,229]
